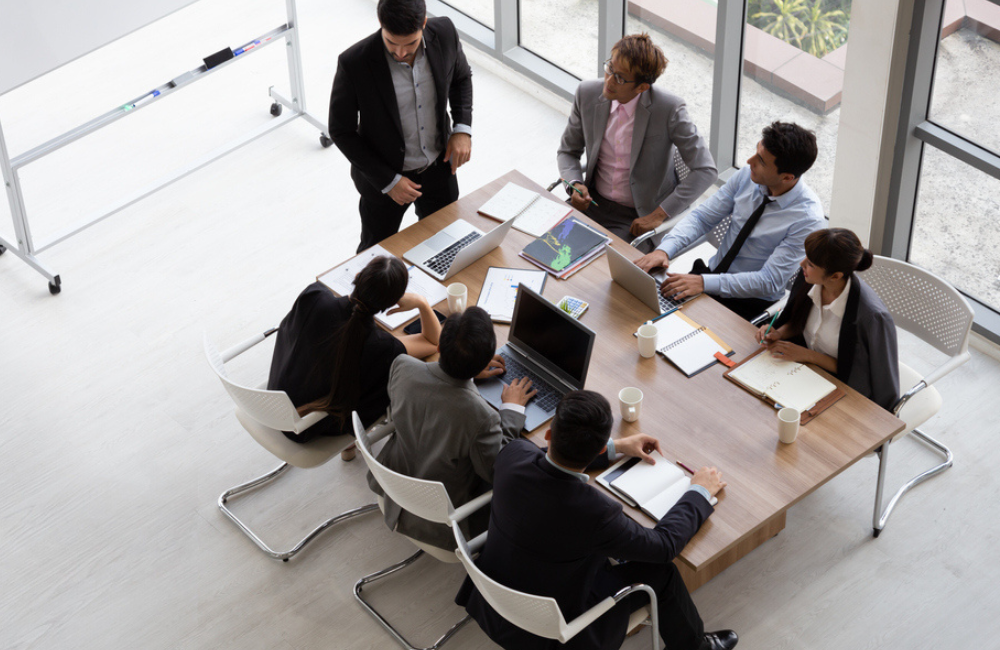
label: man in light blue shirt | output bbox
[636,121,825,320]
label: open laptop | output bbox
[476,285,595,431]
[403,217,516,281]
[606,245,698,316]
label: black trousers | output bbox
[689,258,774,321]
[614,560,704,650]
[352,156,459,253]
[572,188,659,253]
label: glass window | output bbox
[909,145,1000,311]
[519,0,599,81]
[928,20,1000,157]
[737,0,854,215]
[626,0,717,145]
[442,0,494,29]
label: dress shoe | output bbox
[340,443,357,461]
[699,629,738,650]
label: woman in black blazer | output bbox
[756,228,900,411]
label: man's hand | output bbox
[475,354,506,380]
[615,433,663,465]
[387,177,422,206]
[660,273,704,300]
[568,182,592,213]
[630,206,668,237]
[635,249,670,273]
[501,376,537,406]
[386,292,427,315]
[690,466,726,497]
[444,133,472,174]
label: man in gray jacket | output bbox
[368,306,535,549]
[557,33,716,250]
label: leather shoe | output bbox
[699,630,738,650]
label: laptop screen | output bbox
[508,285,595,388]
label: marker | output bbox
[122,90,160,111]
[559,178,598,207]
[759,308,781,345]
[675,460,696,475]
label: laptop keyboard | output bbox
[498,352,562,412]
[423,232,481,276]
[657,289,685,313]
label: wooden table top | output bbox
[321,170,906,572]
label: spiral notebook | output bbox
[637,312,734,377]
[478,181,573,237]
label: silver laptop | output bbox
[476,285,596,431]
[606,245,696,316]
[403,218,515,281]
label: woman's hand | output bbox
[766,340,812,363]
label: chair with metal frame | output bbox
[859,256,974,537]
[450,500,660,650]
[352,412,491,650]
[203,331,378,561]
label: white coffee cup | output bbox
[619,387,644,423]
[446,282,468,313]
[777,407,801,444]
[637,324,659,358]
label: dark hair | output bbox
[611,33,668,85]
[299,256,408,423]
[438,306,496,380]
[761,121,818,178]
[549,391,614,468]
[804,228,873,277]
[377,0,426,36]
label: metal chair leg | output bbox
[872,428,954,537]
[354,550,471,650]
[218,462,378,561]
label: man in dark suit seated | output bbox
[456,390,737,650]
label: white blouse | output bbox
[803,277,851,359]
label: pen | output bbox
[760,308,781,345]
[560,178,598,207]
[676,460,696,475]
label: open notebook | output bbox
[637,311,733,377]
[725,348,842,419]
[597,451,717,520]
[478,181,573,237]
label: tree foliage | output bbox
[748,0,851,58]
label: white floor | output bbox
[2,1,1000,648]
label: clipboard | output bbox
[723,347,845,424]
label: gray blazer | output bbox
[367,356,525,549]
[557,79,717,218]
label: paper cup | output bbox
[619,387,643,422]
[777,407,800,444]
[637,324,659,359]
[446,282,467,313]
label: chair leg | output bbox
[354,550,471,650]
[218,462,378,561]
[872,428,954,538]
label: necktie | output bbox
[712,196,773,274]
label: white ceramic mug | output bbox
[619,387,644,423]
[446,282,468,313]
[777,407,801,444]
[637,324,659,358]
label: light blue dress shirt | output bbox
[657,165,825,302]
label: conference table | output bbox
[320,170,905,591]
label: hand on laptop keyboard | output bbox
[501,376,537,407]
[475,354,506,380]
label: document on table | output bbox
[318,245,448,330]
[476,266,547,323]
[478,181,573,238]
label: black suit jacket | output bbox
[456,440,713,650]
[328,17,473,192]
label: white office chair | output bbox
[859,256,974,537]
[352,412,491,650]
[450,507,660,650]
[203,331,378,561]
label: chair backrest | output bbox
[353,412,456,524]
[706,215,731,249]
[203,334,302,432]
[672,147,690,184]
[860,256,974,358]
[451,521,569,642]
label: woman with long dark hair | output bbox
[756,228,900,411]
[267,256,442,442]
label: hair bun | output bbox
[856,249,874,272]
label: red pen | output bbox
[675,460,696,475]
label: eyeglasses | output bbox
[603,59,637,85]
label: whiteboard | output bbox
[0,0,200,95]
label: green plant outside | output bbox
[748,0,851,58]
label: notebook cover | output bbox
[521,217,608,272]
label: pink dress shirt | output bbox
[594,95,640,208]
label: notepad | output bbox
[598,451,717,520]
[478,182,573,237]
[726,349,837,413]
[638,312,734,377]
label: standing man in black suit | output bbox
[456,390,738,650]
[329,0,474,252]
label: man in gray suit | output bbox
[557,33,716,250]
[368,306,535,549]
